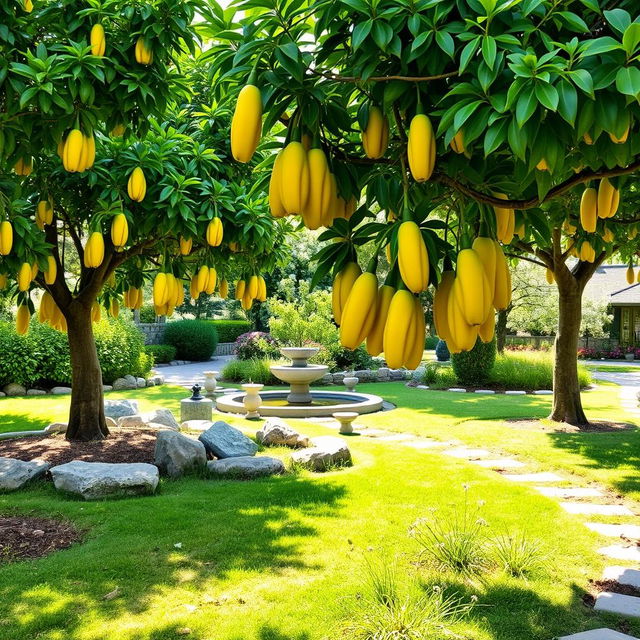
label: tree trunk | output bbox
[65,301,109,441]
[496,307,510,354]
[549,277,588,426]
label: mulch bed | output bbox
[504,418,635,433]
[0,516,82,563]
[590,579,640,598]
[0,428,158,466]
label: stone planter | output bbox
[343,376,358,392]
[242,383,264,419]
[203,370,219,396]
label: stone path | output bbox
[316,414,640,639]
[155,355,236,388]
[591,369,640,418]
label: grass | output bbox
[0,383,639,638]
[221,358,279,385]
[585,364,640,373]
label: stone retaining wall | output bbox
[318,367,414,386]
[138,322,165,345]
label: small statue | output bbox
[190,384,203,401]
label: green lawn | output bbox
[0,384,639,639]
[586,364,640,373]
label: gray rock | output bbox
[377,367,390,378]
[332,373,345,384]
[0,457,50,490]
[3,383,26,396]
[146,379,156,387]
[136,377,146,389]
[320,373,334,385]
[27,389,47,396]
[103,385,113,392]
[117,414,147,428]
[124,375,137,387]
[0,391,5,397]
[389,369,405,381]
[153,374,165,385]
[354,369,373,382]
[291,436,351,471]
[112,378,130,391]
[45,422,67,434]
[105,417,117,428]
[144,408,179,431]
[198,421,258,459]
[51,461,159,500]
[104,399,139,419]
[51,386,72,395]
[412,366,426,381]
[207,456,284,478]
[180,420,213,432]
[256,418,309,448]
[154,431,206,477]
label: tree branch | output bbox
[309,69,459,83]
[505,252,547,269]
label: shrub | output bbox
[163,320,218,361]
[331,344,374,371]
[234,331,280,360]
[221,358,278,385]
[138,304,157,323]
[435,339,450,362]
[94,317,152,382]
[144,344,177,364]
[425,335,439,349]
[451,338,496,385]
[422,363,457,389]
[210,319,252,343]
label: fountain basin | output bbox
[216,390,383,418]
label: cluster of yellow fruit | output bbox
[13,157,33,176]
[625,265,640,285]
[36,198,54,230]
[206,218,224,246]
[123,287,144,310]
[59,129,95,172]
[433,238,511,354]
[580,178,620,232]
[153,272,185,317]
[36,292,67,333]
[234,275,267,311]
[190,265,219,299]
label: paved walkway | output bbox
[591,369,640,418]
[155,355,236,388]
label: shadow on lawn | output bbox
[0,474,347,640]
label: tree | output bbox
[0,1,286,440]
[207,0,640,427]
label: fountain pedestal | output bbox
[270,347,328,405]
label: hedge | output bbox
[451,338,497,385]
[209,320,252,343]
[0,317,152,387]
[163,320,218,361]
[144,344,177,364]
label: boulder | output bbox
[136,377,146,389]
[146,379,156,387]
[154,431,207,478]
[45,422,67,434]
[51,461,159,500]
[124,375,137,387]
[103,385,113,392]
[354,369,373,382]
[117,414,147,428]
[105,417,117,428]
[389,369,405,381]
[51,386,72,395]
[153,374,165,386]
[320,373,334,385]
[377,367,390,381]
[332,373,345,384]
[412,366,426,381]
[104,399,139,419]
[207,456,285,478]
[144,408,179,431]
[198,421,258,459]
[291,436,352,472]
[112,378,129,391]
[27,389,47,396]
[0,457,50,491]
[3,383,26,397]
[256,418,309,448]
[180,420,213,432]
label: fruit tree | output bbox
[0,0,287,440]
[207,0,640,427]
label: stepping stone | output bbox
[198,421,258,459]
[603,566,640,589]
[586,523,640,539]
[473,458,525,469]
[559,630,640,640]
[505,390,526,395]
[475,389,495,394]
[290,436,351,472]
[444,448,491,459]
[598,545,640,562]
[207,456,285,478]
[504,472,564,483]
[535,486,603,499]
[560,503,634,516]
[533,390,553,395]
[594,592,640,618]
[416,385,429,389]
[448,388,466,392]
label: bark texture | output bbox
[496,307,511,354]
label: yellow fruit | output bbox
[302,148,332,230]
[432,271,455,344]
[563,220,577,235]
[447,278,479,352]
[536,157,549,171]
[44,255,57,285]
[206,218,223,247]
[398,221,429,293]
[40,291,54,323]
[153,272,169,307]
[583,132,594,145]
[90,23,106,56]
[602,225,614,243]
[84,232,105,268]
[219,278,229,299]
[63,129,84,172]
[241,291,253,311]
[580,240,595,263]
[110,299,120,318]
[111,213,128,248]
[18,262,32,291]
[580,187,597,232]
[339,272,378,350]
[366,285,395,357]
[81,133,95,170]
[479,309,495,344]
[362,106,389,159]
[14,157,33,176]
[179,236,192,255]
[189,277,200,301]
[37,199,53,227]
[472,236,497,298]
[16,305,30,336]
[279,142,310,214]
[196,265,209,293]
[384,290,417,368]
[257,276,267,302]
[91,302,101,323]
[235,279,246,300]
[332,262,362,326]
[493,241,512,311]
[111,124,125,137]
[205,267,217,295]
[493,193,515,244]
[610,126,629,144]
[546,268,555,285]
[455,248,491,326]
[23,0,33,12]
[0,221,13,255]
[128,167,146,202]
[450,130,465,154]
[134,37,153,65]
[405,297,426,370]
[268,151,287,218]
[0,274,7,289]
[598,178,619,219]
[627,266,635,285]
[247,275,259,299]
[30,262,38,280]
[231,84,262,163]
[407,113,436,182]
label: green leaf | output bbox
[352,20,372,50]
[615,66,640,98]
[371,21,393,50]
[580,36,621,57]
[481,36,497,69]
[508,115,527,160]
[484,118,508,156]
[604,8,631,34]
[622,23,640,56]
[534,82,559,111]
[557,81,577,125]
[515,85,537,127]
[459,37,480,73]
[558,11,589,33]
[453,99,484,131]
[569,69,594,98]
[435,30,455,58]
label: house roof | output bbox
[583,264,640,306]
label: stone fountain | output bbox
[215,346,384,418]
